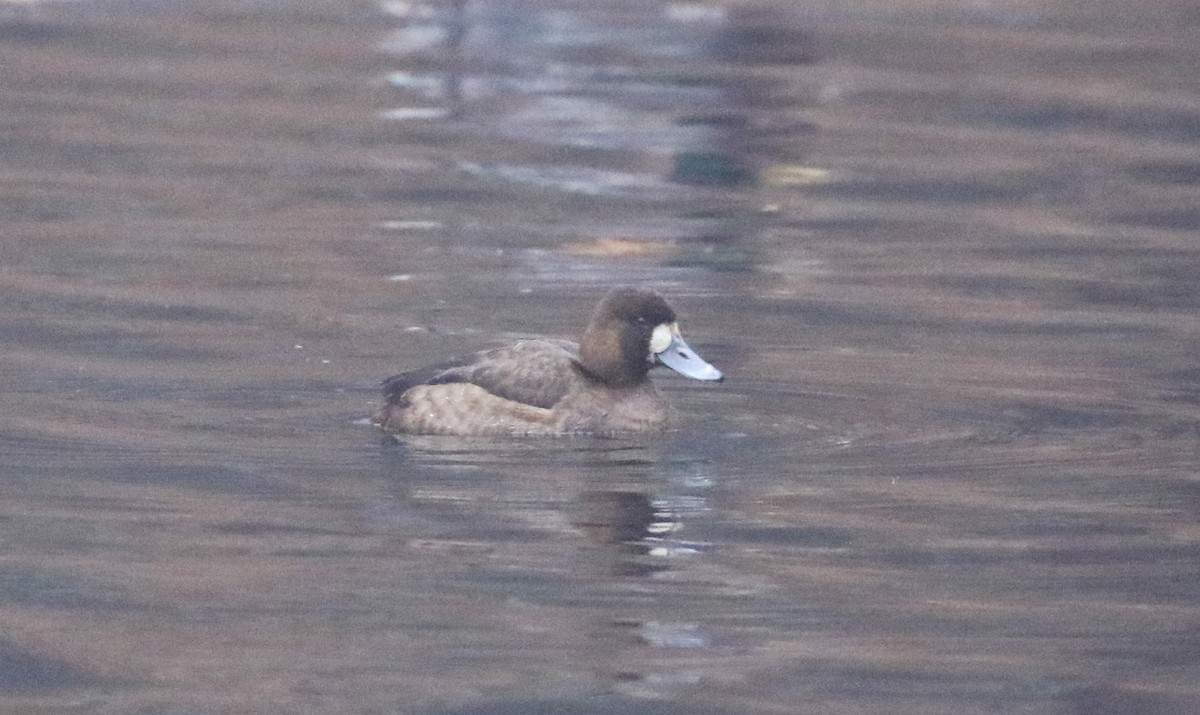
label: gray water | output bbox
[2,1,1199,713]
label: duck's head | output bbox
[579,287,724,386]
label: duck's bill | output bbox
[656,334,723,381]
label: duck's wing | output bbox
[382,339,583,410]
[381,354,474,405]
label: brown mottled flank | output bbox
[386,378,668,436]
[385,382,559,435]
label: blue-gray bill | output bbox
[656,335,723,381]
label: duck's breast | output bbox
[552,382,670,434]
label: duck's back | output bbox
[376,339,590,435]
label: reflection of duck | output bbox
[374,287,723,436]
[574,490,676,578]
[575,491,658,546]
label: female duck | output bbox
[374,287,723,436]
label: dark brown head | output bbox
[578,287,723,386]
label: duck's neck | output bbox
[579,326,650,387]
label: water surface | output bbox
[1,0,1199,713]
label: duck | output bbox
[374,287,723,436]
